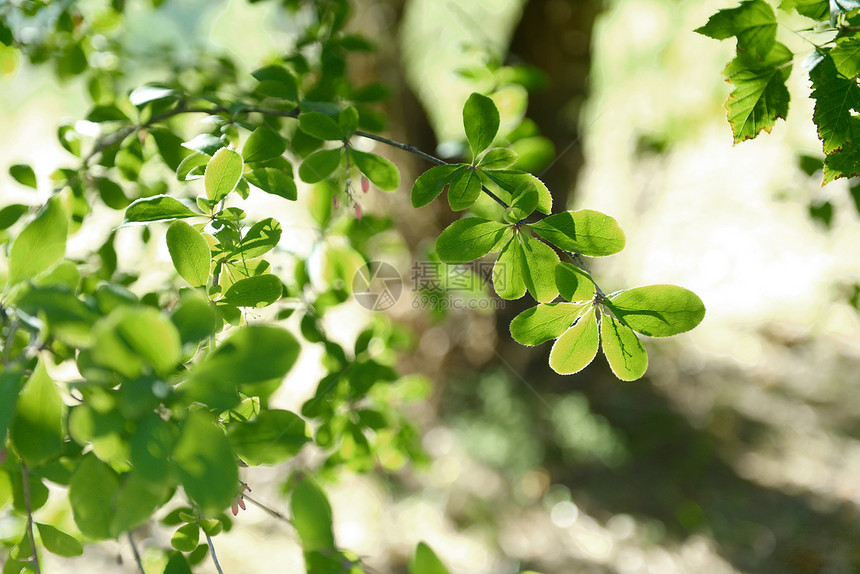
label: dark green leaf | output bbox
[823,135,860,182]
[350,149,400,191]
[164,552,193,574]
[244,168,297,200]
[549,306,599,375]
[299,112,345,141]
[166,220,210,287]
[555,261,596,301]
[606,285,706,337]
[601,314,648,381]
[0,204,29,230]
[252,65,299,101]
[463,92,500,157]
[69,454,120,539]
[124,195,200,224]
[111,472,171,535]
[529,210,626,256]
[810,54,860,154]
[9,359,64,467]
[86,104,130,123]
[94,177,130,210]
[447,167,481,210]
[722,42,792,143]
[410,542,451,574]
[510,302,587,346]
[130,415,177,483]
[695,0,777,60]
[228,409,311,465]
[9,164,37,189]
[242,126,287,163]
[36,523,83,557]
[291,477,335,551]
[411,165,462,207]
[205,147,244,202]
[435,217,510,264]
[173,410,238,516]
[7,196,68,286]
[299,148,342,183]
[0,366,23,441]
[151,128,188,172]
[220,274,283,307]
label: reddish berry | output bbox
[361,176,370,193]
[354,203,362,219]
[332,196,339,208]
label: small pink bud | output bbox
[332,196,339,208]
[354,203,362,219]
[361,176,370,193]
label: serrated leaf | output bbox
[182,133,225,156]
[823,133,860,182]
[830,36,860,78]
[166,220,210,287]
[478,148,518,170]
[510,301,587,346]
[520,235,560,303]
[606,285,706,337]
[350,149,400,191]
[779,0,829,19]
[435,217,510,264]
[235,217,282,259]
[220,274,282,307]
[447,167,482,210]
[529,209,625,256]
[124,195,200,224]
[299,148,342,183]
[205,147,244,202]
[484,170,552,214]
[410,542,451,574]
[36,523,83,557]
[9,164,37,189]
[173,410,238,516]
[810,54,860,154]
[244,168,297,200]
[299,112,345,141]
[242,126,287,163]
[549,306,599,375]
[695,0,777,60]
[69,454,120,539]
[9,359,64,467]
[555,261,596,301]
[723,42,793,143]
[228,409,310,465]
[411,164,463,207]
[463,92,500,157]
[291,477,335,552]
[493,236,527,300]
[601,313,648,381]
[7,196,68,286]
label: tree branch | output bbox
[21,463,42,574]
[204,531,225,574]
[127,531,146,574]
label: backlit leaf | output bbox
[350,149,400,191]
[447,167,481,210]
[291,477,335,551]
[411,164,462,207]
[519,235,560,303]
[493,236,526,300]
[810,55,860,154]
[124,195,199,224]
[244,168,297,200]
[549,307,599,375]
[205,147,244,203]
[779,0,828,20]
[91,307,181,378]
[510,302,587,346]
[299,112,345,141]
[410,542,451,574]
[69,454,120,539]
[600,313,648,381]
[7,196,68,286]
[830,36,860,79]
[606,285,706,337]
[435,218,510,264]
[484,169,552,214]
[235,217,282,259]
[555,261,596,302]
[9,359,64,467]
[242,126,287,163]
[219,274,283,307]
[529,210,625,256]
[463,92,500,157]
[228,409,311,465]
[695,0,777,60]
[166,220,210,287]
[478,148,518,170]
[299,148,342,183]
[36,523,83,557]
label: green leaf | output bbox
[171,293,219,346]
[228,409,311,465]
[9,359,64,467]
[601,314,648,381]
[350,149,400,191]
[722,42,793,143]
[176,153,210,181]
[823,134,860,182]
[166,220,211,287]
[110,471,171,536]
[235,217,282,259]
[493,236,526,300]
[186,325,300,410]
[171,523,200,552]
[830,36,860,79]
[17,285,99,346]
[220,274,283,307]
[164,552,193,574]
[519,235,560,303]
[435,217,510,264]
[291,477,335,551]
[549,306,599,375]
[91,307,181,378]
[252,65,299,102]
[779,0,829,19]
[299,112,345,141]
[529,210,626,256]
[242,126,287,163]
[130,415,177,483]
[9,164,37,189]
[447,167,482,210]
[86,104,130,123]
[69,454,120,539]
[555,261,596,302]
[173,410,238,516]
[484,170,552,214]
[36,523,83,557]
[182,133,225,156]
[244,168,297,200]
[151,128,188,172]
[503,180,539,223]
[810,54,860,154]
[7,196,68,286]
[0,366,23,441]
[205,147,244,203]
[124,195,200,224]
[94,176,131,210]
[463,92,500,157]
[410,542,451,574]
[606,285,706,337]
[299,148,342,183]
[129,84,176,107]
[0,204,29,230]
[478,148,518,170]
[695,0,777,60]
[510,302,588,346]
[411,164,463,207]
[339,106,359,136]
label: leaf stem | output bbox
[21,463,42,574]
[242,492,293,524]
[204,531,225,574]
[127,531,146,574]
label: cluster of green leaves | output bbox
[697,0,860,183]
